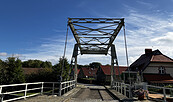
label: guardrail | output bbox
[146,85,173,102]
[0,80,76,102]
[113,82,173,102]
[113,82,132,98]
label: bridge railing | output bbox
[113,82,173,102]
[0,80,76,102]
[146,84,173,102]
[113,82,132,98]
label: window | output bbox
[158,66,166,74]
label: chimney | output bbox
[145,49,152,54]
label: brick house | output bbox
[129,49,173,84]
[96,65,128,83]
[78,67,98,79]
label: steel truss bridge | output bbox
[68,18,125,86]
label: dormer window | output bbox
[158,66,166,74]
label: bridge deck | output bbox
[15,83,154,102]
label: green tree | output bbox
[53,57,70,81]
[25,68,54,82]
[6,57,25,84]
[22,60,52,68]
[89,62,101,68]
[0,59,8,84]
[41,61,52,68]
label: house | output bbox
[96,65,128,83]
[129,49,173,84]
[78,67,98,79]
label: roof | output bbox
[130,49,173,71]
[143,74,173,83]
[81,67,98,77]
[73,68,80,74]
[100,65,128,75]
[23,68,44,75]
[151,55,173,62]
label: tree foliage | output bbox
[22,60,52,68]
[53,57,71,81]
[0,57,25,84]
[25,68,55,82]
[89,62,101,68]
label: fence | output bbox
[146,84,173,102]
[113,82,132,98]
[113,82,173,102]
[0,80,76,102]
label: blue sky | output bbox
[0,0,173,65]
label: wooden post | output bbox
[41,82,44,95]
[121,83,123,94]
[59,83,62,96]
[124,84,126,96]
[24,84,28,100]
[64,83,65,94]
[129,85,131,98]
[118,82,120,92]
[163,87,166,102]
[0,86,3,102]
[116,82,118,91]
[146,85,149,99]
[52,82,55,95]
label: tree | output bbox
[5,57,25,84]
[41,61,52,68]
[25,68,54,82]
[89,62,101,68]
[0,59,8,84]
[53,57,71,81]
[22,60,52,68]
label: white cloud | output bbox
[0,52,7,56]
[151,32,173,45]
[123,10,173,65]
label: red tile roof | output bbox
[143,74,173,83]
[151,55,173,62]
[100,65,128,75]
[73,68,80,74]
[77,69,80,74]
[81,67,98,77]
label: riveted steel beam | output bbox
[68,18,124,55]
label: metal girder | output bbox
[68,18,124,55]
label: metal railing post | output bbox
[24,84,28,100]
[163,87,166,102]
[59,83,62,96]
[41,82,44,95]
[52,82,55,95]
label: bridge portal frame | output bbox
[68,18,124,86]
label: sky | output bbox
[0,0,173,65]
